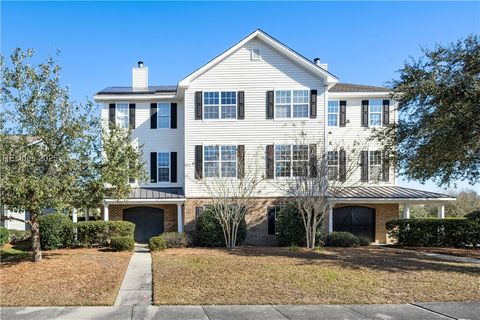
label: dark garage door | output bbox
[123,207,164,243]
[333,206,375,241]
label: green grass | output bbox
[0,241,31,262]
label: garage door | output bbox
[333,206,375,241]
[123,207,164,243]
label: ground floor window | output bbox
[267,204,285,235]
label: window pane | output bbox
[275,145,291,161]
[327,151,338,165]
[116,103,129,128]
[292,90,308,104]
[328,167,338,181]
[158,116,169,128]
[369,114,381,126]
[221,105,236,119]
[328,101,339,113]
[275,161,291,177]
[204,105,219,119]
[328,114,338,126]
[158,168,170,182]
[276,91,291,104]
[204,146,219,161]
[369,151,382,165]
[221,91,236,105]
[370,100,382,112]
[158,103,170,116]
[221,146,236,161]
[205,162,219,177]
[157,152,170,167]
[293,145,308,160]
[221,162,236,177]
[204,92,219,105]
[275,105,291,118]
[292,161,308,177]
[293,104,308,118]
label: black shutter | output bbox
[195,145,203,179]
[361,100,369,127]
[360,150,368,182]
[266,145,274,179]
[237,91,245,120]
[129,103,136,129]
[109,103,116,128]
[339,100,347,127]
[267,206,276,235]
[310,89,317,119]
[150,103,157,129]
[266,91,274,119]
[339,149,346,182]
[309,144,317,177]
[171,103,177,129]
[195,91,203,120]
[382,150,390,182]
[237,145,245,179]
[170,152,177,183]
[383,100,390,126]
[195,206,204,219]
[150,152,157,183]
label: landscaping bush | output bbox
[149,236,167,251]
[8,229,30,244]
[357,236,371,246]
[465,210,480,221]
[276,203,306,246]
[39,214,74,250]
[324,232,360,247]
[195,208,246,247]
[158,232,190,248]
[386,218,480,247]
[0,227,9,246]
[110,236,134,251]
[76,221,135,247]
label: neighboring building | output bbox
[94,29,455,244]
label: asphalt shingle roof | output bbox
[329,83,390,93]
[97,86,177,95]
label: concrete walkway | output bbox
[380,246,480,264]
[1,302,479,320]
[114,244,152,306]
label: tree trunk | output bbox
[30,210,42,262]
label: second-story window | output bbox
[328,101,339,126]
[116,103,129,128]
[204,91,237,119]
[204,145,237,178]
[275,144,309,177]
[157,152,170,182]
[158,103,170,128]
[327,151,339,181]
[369,150,382,180]
[275,90,309,119]
[369,100,382,126]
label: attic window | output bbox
[251,48,261,60]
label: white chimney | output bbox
[132,61,148,91]
[313,57,328,71]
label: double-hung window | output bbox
[157,152,170,182]
[327,151,339,181]
[204,145,237,178]
[274,144,309,177]
[204,91,237,119]
[275,90,309,119]
[369,100,382,126]
[369,150,382,180]
[327,101,339,126]
[157,102,170,128]
[116,103,129,129]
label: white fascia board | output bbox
[334,197,456,204]
[105,198,186,205]
[328,92,393,98]
[94,93,178,102]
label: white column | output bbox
[72,208,77,223]
[85,208,89,221]
[328,207,333,233]
[177,203,184,233]
[437,205,445,219]
[403,204,410,219]
[104,203,109,221]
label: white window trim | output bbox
[157,102,171,129]
[203,91,238,121]
[115,102,130,129]
[273,144,309,178]
[327,150,339,181]
[327,100,340,127]
[202,144,238,179]
[157,151,171,183]
[368,149,382,182]
[368,99,383,127]
[251,48,262,61]
[274,89,310,120]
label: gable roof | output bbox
[178,29,338,87]
[97,86,177,95]
[329,83,390,93]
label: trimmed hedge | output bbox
[8,229,30,244]
[75,221,135,247]
[195,208,246,247]
[0,227,9,246]
[149,236,167,251]
[158,232,190,248]
[324,232,360,247]
[39,214,74,250]
[386,218,480,247]
[276,203,306,246]
[466,210,480,221]
[110,236,134,251]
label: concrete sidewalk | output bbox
[1,302,479,320]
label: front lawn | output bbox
[151,246,480,305]
[0,247,131,306]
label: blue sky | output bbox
[2,1,479,193]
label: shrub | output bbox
[110,236,134,251]
[76,221,135,247]
[149,236,167,251]
[195,208,246,247]
[324,232,360,247]
[386,218,480,247]
[39,214,74,250]
[8,229,30,243]
[0,227,9,246]
[276,203,306,247]
[288,244,300,252]
[158,232,190,248]
[465,210,480,221]
[357,236,371,246]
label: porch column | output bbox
[72,208,77,223]
[437,205,445,219]
[177,203,184,233]
[103,203,109,221]
[403,204,410,219]
[328,207,333,233]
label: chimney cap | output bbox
[137,61,144,68]
[313,58,321,65]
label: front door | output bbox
[333,206,376,241]
[123,207,164,243]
